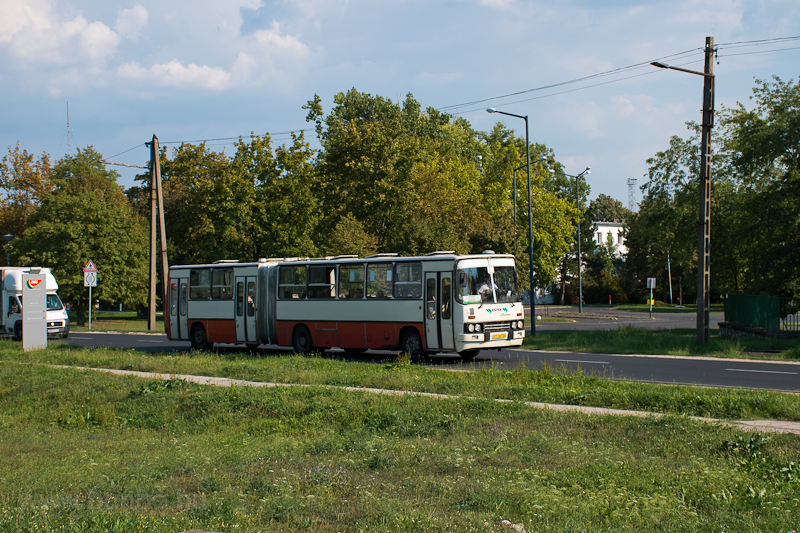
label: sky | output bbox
[1,0,799,209]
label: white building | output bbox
[593,220,627,257]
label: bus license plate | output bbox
[490,332,508,340]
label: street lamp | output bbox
[487,107,545,336]
[651,36,715,344]
[549,168,590,313]
[3,234,13,266]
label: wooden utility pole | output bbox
[697,36,715,344]
[147,135,168,331]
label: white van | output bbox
[1,267,70,340]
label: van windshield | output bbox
[46,294,64,311]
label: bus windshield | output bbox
[456,265,520,304]
[493,266,520,303]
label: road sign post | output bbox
[647,277,656,319]
[84,261,98,330]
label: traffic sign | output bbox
[84,260,97,273]
[84,271,97,287]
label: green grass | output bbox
[523,325,800,361]
[1,357,799,532]
[69,311,164,333]
[4,340,800,422]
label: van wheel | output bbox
[292,325,313,354]
[191,324,210,350]
[13,323,22,341]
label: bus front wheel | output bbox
[459,349,480,362]
[400,329,423,358]
[292,325,314,354]
[191,324,210,351]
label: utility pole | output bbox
[697,36,715,344]
[147,135,168,331]
[651,37,715,343]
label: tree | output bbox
[0,144,53,265]
[11,147,148,323]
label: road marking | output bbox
[555,359,610,365]
[726,368,798,375]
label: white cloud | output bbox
[117,60,232,91]
[115,4,148,39]
[0,0,118,66]
[252,21,310,57]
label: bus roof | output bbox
[168,252,515,270]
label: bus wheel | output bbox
[191,324,210,350]
[292,325,313,354]
[459,349,480,362]
[400,329,423,358]
[13,322,22,341]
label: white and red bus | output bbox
[165,251,525,360]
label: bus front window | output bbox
[456,266,491,304]
[493,267,520,303]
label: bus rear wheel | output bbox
[191,324,210,351]
[292,325,314,354]
[459,349,480,362]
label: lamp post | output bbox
[549,168,590,313]
[487,107,544,336]
[3,234,13,266]
[652,36,715,344]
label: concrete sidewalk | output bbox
[67,365,800,436]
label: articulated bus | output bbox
[166,251,525,361]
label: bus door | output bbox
[424,272,455,352]
[235,276,257,344]
[169,277,189,340]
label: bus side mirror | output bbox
[459,273,467,287]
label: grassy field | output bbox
[69,311,164,333]
[1,347,799,532]
[523,325,800,361]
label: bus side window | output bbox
[278,266,307,299]
[367,263,393,298]
[339,264,364,299]
[394,262,422,298]
[212,269,233,300]
[190,269,211,299]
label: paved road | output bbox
[532,305,725,332]
[62,327,799,392]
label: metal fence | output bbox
[724,294,799,331]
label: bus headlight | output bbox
[517,320,524,329]
[475,324,481,332]
[468,324,475,333]
[511,321,517,329]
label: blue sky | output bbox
[1,0,799,208]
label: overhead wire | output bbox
[103,37,799,165]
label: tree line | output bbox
[2,77,795,318]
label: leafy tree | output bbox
[233,132,320,259]
[586,194,632,223]
[11,147,148,323]
[157,143,254,265]
[0,144,53,265]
